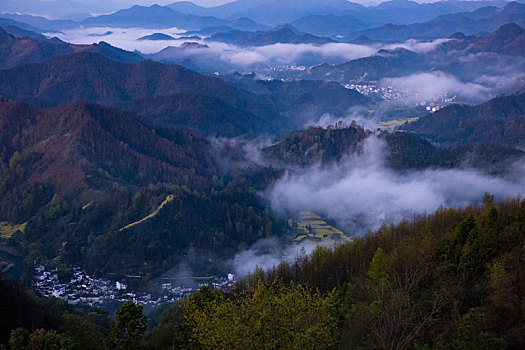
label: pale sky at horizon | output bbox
[28,0,446,9]
[101,0,431,6]
[112,0,235,7]
[7,0,510,12]
[77,0,513,8]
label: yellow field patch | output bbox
[298,211,321,219]
[0,222,27,238]
[377,117,420,130]
[82,201,94,210]
[119,195,175,231]
[293,211,349,244]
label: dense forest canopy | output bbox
[2,195,524,349]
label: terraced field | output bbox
[378,117,420,130]
[292,211,349,244]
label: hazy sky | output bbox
[4,0,456,11]
[68,0,392,8]
[105,0,237,7]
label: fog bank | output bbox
[266,136,525,234]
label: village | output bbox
[344,82,457,108]
[32,265,235,307]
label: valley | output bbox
[0,0,524,349]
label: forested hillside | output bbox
[149,195,525,349]
[264,125,523,172]
[405,92,525,148]
[0,98,285,279]
[4,194,523,349]
[0,27,143,69]
[0,52,286,136]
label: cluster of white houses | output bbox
[32,265,235,307]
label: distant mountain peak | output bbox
[138,33,176,41]
[495,22,525,35]
[449,32,467,40]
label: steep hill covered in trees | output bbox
[0,26,143,69]
[0,52,291,136]
[150,195,525,349]
[0,98,284,278]
[263,126,523,172]
[404,92,525,148]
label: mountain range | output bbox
[168,0,366,25]
[296,47,427,83]
[167,0,514,26]
[0,0,522,42]
[345,1,525,41]
[285,22,525,86]
[0,99,216,196]
[0,97,283,277]
[79,4,267,31]
[0,51,288,135]
[206,27,335,46]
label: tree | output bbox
[26,329,72,350]
[7,328,29,350]
[368,247,388,285]
[105,301,148,350]
[190,281,337,350]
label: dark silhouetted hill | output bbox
[405,92,525,148]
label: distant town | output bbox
[32,265,235,307]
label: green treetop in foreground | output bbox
[105,301,148,350]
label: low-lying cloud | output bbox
[306,106,379,130]
[229,237,324,277]
[45,27,187,54]
[229,135,525,277]
[383,38,452,54]
[381,71,491,103]
[48,27,378,71]
[266,136,525,234]
[221,42,376,67]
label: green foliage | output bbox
[367,247,388,284]
[7,328,28,350]
[225,197,525,350]
[446,308,507,350]
[7,328,73,350]
[105,301,148,350]
[27,329,72,350]
[188,282,337,350]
